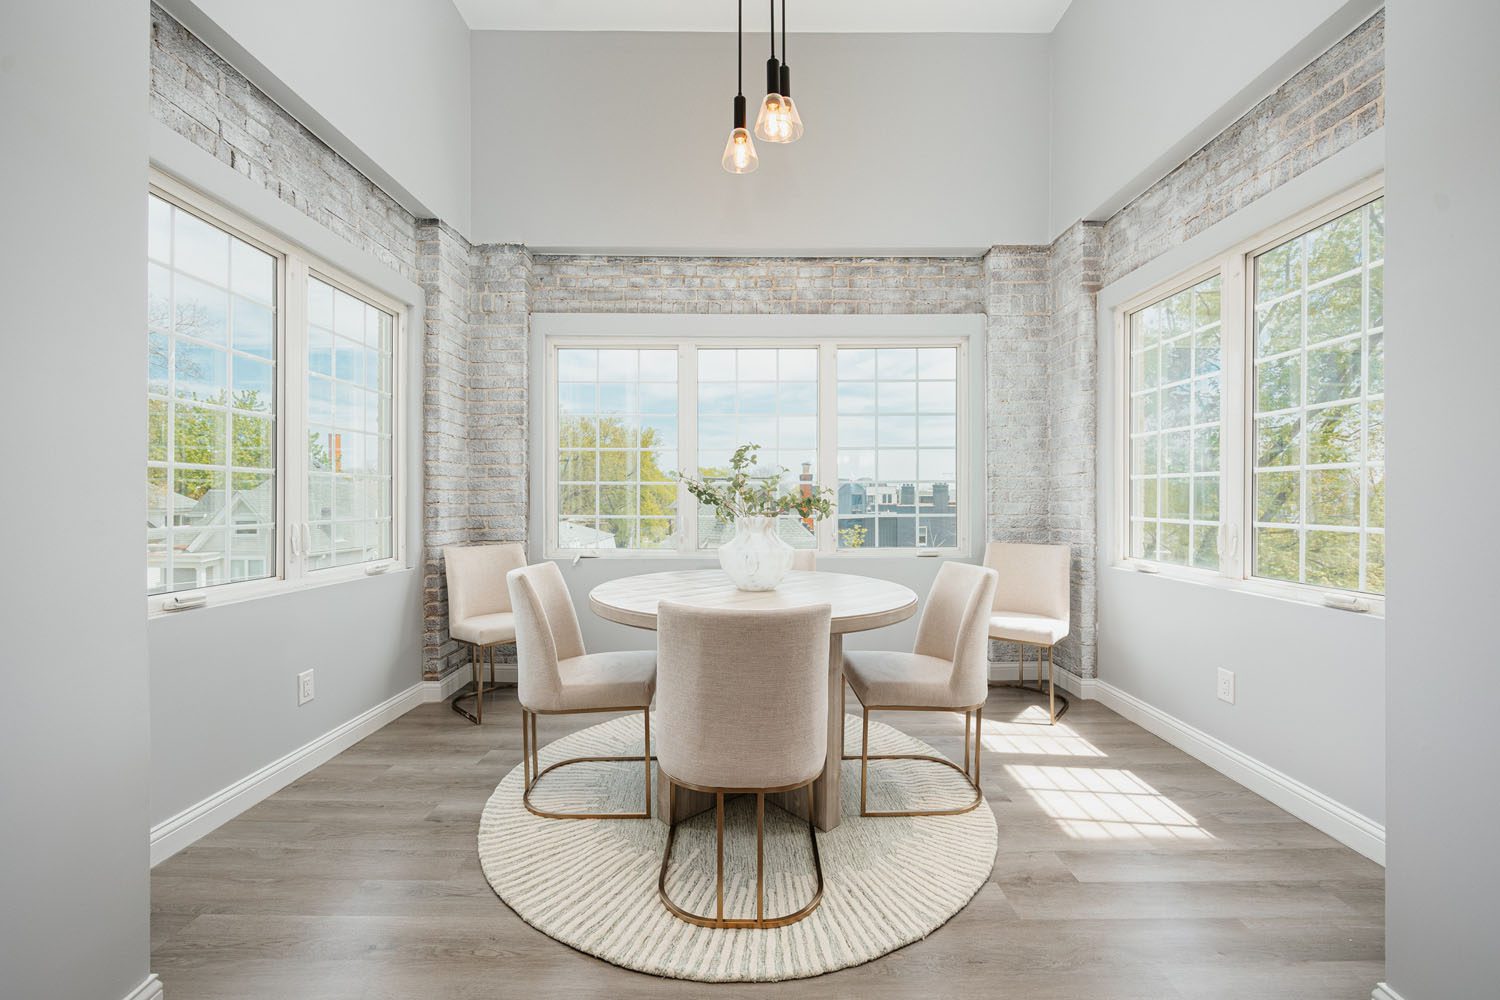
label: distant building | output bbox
[837,479,956,548]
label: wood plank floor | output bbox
[151,686,1384,999]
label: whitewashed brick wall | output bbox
[149,5,418,282]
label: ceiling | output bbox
[451,1,1075,34]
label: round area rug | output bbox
[478,713,997,982]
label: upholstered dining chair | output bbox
[789,549,817,571]
[655,601,830,929]
[984,541,1071,724]
[842,561,998,817]
[508,562,657,820]
[444,542,527,725]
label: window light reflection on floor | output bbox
[978,714,1106,758]
[1005,764,1213,841]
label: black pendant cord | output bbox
[769,0,776,61]
[780,0,791,99]
[765,0,781,95]
[733,0,746,128]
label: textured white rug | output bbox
[478,713,997,982]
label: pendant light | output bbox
[722,0,759,173]
[775,0,804,142]
[754,0,800,143]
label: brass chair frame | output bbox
[657,771,824,929]
[451,641,508,725]
[521,704,655,821]
[1005,640,1070,724]
[840,688,986,818]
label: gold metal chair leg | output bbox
[657,774,824,929]
[521,707,656,820]
[452,642,501,726]
[844,698,985,817]
[1003,641,1070,724]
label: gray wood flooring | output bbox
[151,686,1384,999]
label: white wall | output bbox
[1095,137,1388,842]
[1384,0,1500,995]
[1048,0,1381,239]
[470,31,1051,253]
[144,126,427,836]
[159,0,473,233]
[0,4,153,999]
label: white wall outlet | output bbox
[1217,667,1235,704]
[298,669,315,706]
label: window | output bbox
[697,348,818,549]
[1128,275,1222,569]
[1252,198,1384,593]
[1118,182,1385,603]
[147,177,405,611]
[557,348,679,550]
[545,333,970,557]
[836,347,959,550]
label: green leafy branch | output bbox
[675,443,834,524]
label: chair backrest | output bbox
[507,562,587,709]
[444,543,526,623]
[655,601,831,791]
[983,541,1070,622]
[912,562,999,709]
[789,550,817,572]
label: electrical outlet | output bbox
[1217,667,1235,704]
[298,669,315,706]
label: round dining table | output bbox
[589,569,919,831]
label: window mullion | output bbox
[282,254,309,583]
[1221,252,1249,582]
[816,342,839,554]
[679,343,698,553]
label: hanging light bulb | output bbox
[754,0,797,143]
[722,0,759,173]
[722,96,759,173]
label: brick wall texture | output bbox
[151,6,1383,683]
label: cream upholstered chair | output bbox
[984,541,1071,724]
[508,562,656,820]
[444,542,527,724]
[789,549,817,571]
[655,601,830,929]
[842,561,998,817]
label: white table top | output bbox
[588,569,918,635]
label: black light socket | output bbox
[733,93,747,130]
[779,63,791,99]
[765,56,782,96]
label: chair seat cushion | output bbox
[540,650,657,712]
[450,612,516,646]
[845,651,965,709]
[988,612,1068,646]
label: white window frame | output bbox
[147,172,407,617]
[532,314,984,561]
[1112,175,1385,613]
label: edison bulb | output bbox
[754,92,801,143]
[721,127,759,174]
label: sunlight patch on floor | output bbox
[1005,764,1214,841]
[979,715,1106,757]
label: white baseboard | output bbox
[1371,984,1404,1000]
[1090,678,1385,865]
[988,661,1098,699]
[150,681,429,866]
[420,665,516,703]
[123,974,163,1000]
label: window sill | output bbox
[1109,560,1385,618]
[547,548,968,563]
[147,560,409,620]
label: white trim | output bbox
[150,680,428,866]
[121,974,164,1000]
[1371,984,1405,1000]
[421,663,518,702]
[987,660,1097,699]
[1089,677,1385,864]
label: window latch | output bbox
[163,593,207,612]
[1322,592,1371,613]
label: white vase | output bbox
[718,515,794,591]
